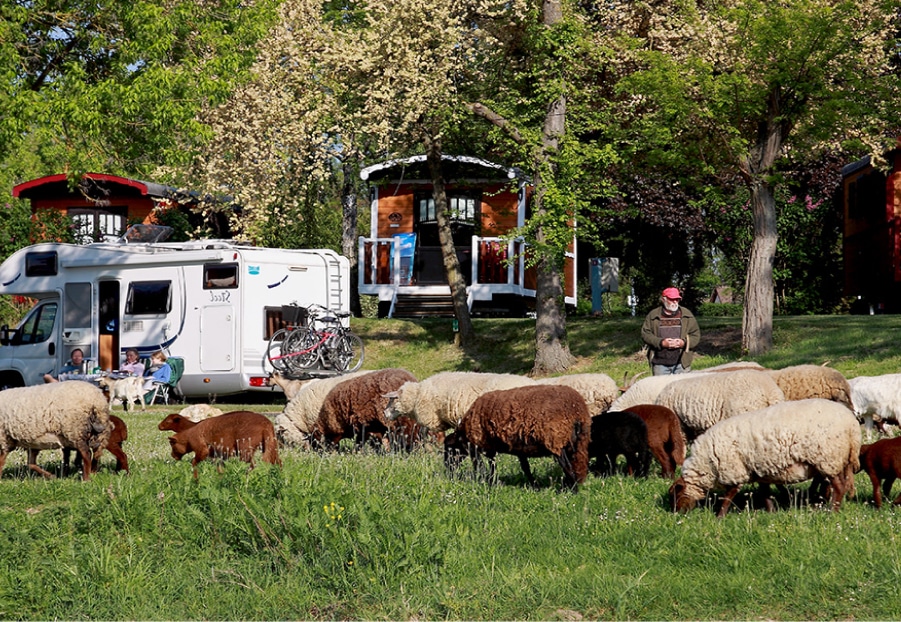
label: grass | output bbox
[2,314,901,619]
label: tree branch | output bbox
[466,102,526,145]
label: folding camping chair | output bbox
[143,356,185,406]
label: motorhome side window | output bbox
[204,264,238,289]
[25,251,58,277]
[15,303,57,344]
[125,281,172,315]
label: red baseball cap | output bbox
[662,287,682,300]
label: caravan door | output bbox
[200,305,235,371]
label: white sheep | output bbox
[655,368,785,439]
[670,398,861,516]
[534,373,619,415]
[178,403,224,422]
[96,375,145,412]
[266,370,316,400]
[383,371,535,432]
[609,373,701,413]
[274,370,375,447]
[0,381,112,480]
[848,373,901,437]
[767,364,852,408]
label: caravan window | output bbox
[25,251,58,277]
[204,264,238,289]
[126,281,171,315]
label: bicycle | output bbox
[266,304,364,375]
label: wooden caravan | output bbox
[358,155,576,318]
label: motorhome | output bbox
[0,226,349,397]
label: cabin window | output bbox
[416,193,478,225]
[69,206,128,244]
[204,264,239,289]
[14,302,57,345]
[125,281,171,315]
[25,251,58,276]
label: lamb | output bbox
[767,364,852,408]
[443,384,590,490]
[670,398,861,517]
[311,368,418,450]
[0,381,111,481]
[534,373,619,415]
[588,410,650,477]
[274,370,375,447]
[384,371,535,433]
[167,411,282,478]
[65,414,129,474]
[848,373,901,436]
[858,437,901,508]
[96,375,145,412]
[266,370,315,400]
[619,403,686,479]
[655,368,785,439]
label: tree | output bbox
[621,0,901,354]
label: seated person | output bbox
[142,350,171,391]
[43,348,85,383]
[119,348,145,377]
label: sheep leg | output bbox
[26,448,54,479]
[518,456,537,487]
[106,443,129,473]
[869,471,885,509]
[716,485,742,518]
[828,474,847,511]
[882,476,896,504]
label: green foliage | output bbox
[697,302,743,317]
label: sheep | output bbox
[608,373,698,412]
[266,370,316,400]
[384,371,535,433]
[0,381,111,481]
[655,368,785,440]
[64,414,129,474]
[670,398,861,517]
[274,370,375,447]
[858,437,901,508]
[534,373,620,415]
[767,364,852,408]
[618,403,686,479]
[177,403,223,422]
[167,411,282,478]
[443,384,590,490]
[588,410,650,477]
[96,375,145,412]
[848,373,901,436]
[311,368,418,451]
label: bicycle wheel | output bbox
[283,327,321,371]
[266,328,292,372]
[333,332,364,372]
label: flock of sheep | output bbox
[4,363,901,517]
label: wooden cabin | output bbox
[841,146,901,313]
[358,155,577,318]
[12,173,184,243]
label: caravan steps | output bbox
[392,292,456,318]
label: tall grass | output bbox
[2,315,901,619]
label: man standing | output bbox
[641,287,700,376]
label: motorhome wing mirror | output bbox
[0,325,10,346]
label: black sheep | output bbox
[589,411,651,477]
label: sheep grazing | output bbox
[65,414,129,474]
[167,411,282,478]
[444,384,590,490]
[858,437,901,509]
[266,370,315,400]
[534,373,620,415]
[96,375,145,412]
[655,368,785,440]
[177,403,223,422]
[670,398,861,517]
[767,364,852,408]
[274,370,375,447]
[385,371,535,433]
[608,373,696,412]
[588,410,650,477]
[848,373,901,436]
[619,403,686,479]
[311,368,419,451]
[0,381,111,481]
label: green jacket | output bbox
[640,305,701,368]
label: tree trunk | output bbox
[422,128,476,347]
[531,0,574,375]
[741,178,777,355]
[341,158,362,316]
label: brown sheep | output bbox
[311,368,419,451]
[167,411,282,478]
[619,404,686,479]
[859,437,901,508]
[444,384,590,490]
[159,412,200,433]
[64,414,129,474]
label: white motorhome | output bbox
[0,226,349,397]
